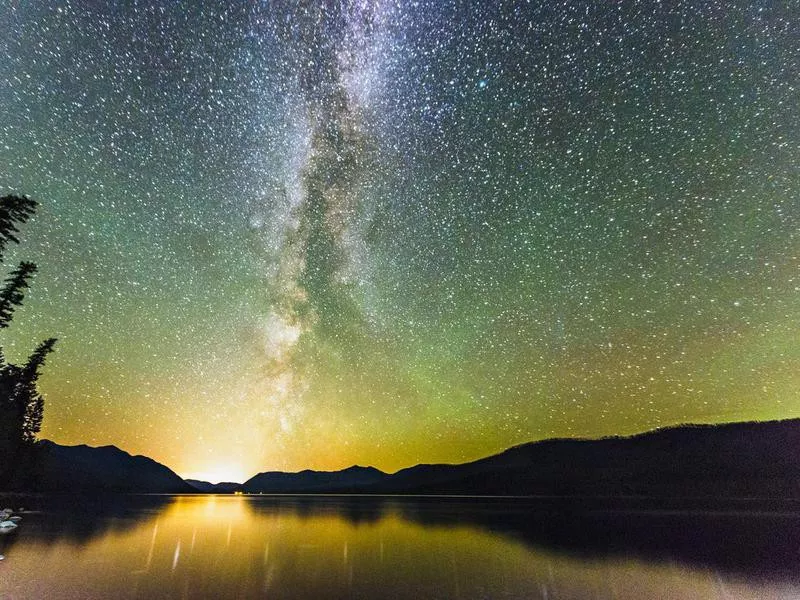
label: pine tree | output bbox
[19,337,57,381]
[0,195,37,260]
[13,338,57,444]
[0,261,37,328]
[0,194,56,483]
[21,394,45,444]
[0,362,23,466]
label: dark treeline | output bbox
[0,194,56,485]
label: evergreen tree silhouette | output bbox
[0,195,37,260]
[13,338,57,443]
[0,261,37,328]
[0,362,23,461]
[0,194,56,484]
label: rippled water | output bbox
[0,495,799,599]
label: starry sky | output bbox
[0,0,797,482]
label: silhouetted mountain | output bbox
[365,419,800,497]
[5,440,194,493]
[242,465,387,494]
[5,419,798,497]
[245,419,800,498]
[185,479,241,494]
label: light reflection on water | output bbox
[0,495,798,599]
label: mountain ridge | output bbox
[241,418,800,497]
[4,439,194,493]
[241,464,387,494]
[3,418,798,497]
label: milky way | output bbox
[0,1,797,481]
[255,2,394,443]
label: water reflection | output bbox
[0,495,798,599]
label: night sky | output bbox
[0,1,797,482]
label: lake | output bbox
[0,494,799,599]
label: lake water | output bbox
[0,494,799,599]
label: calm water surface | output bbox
[0,495,799,599]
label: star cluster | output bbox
[0,1,797,481]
